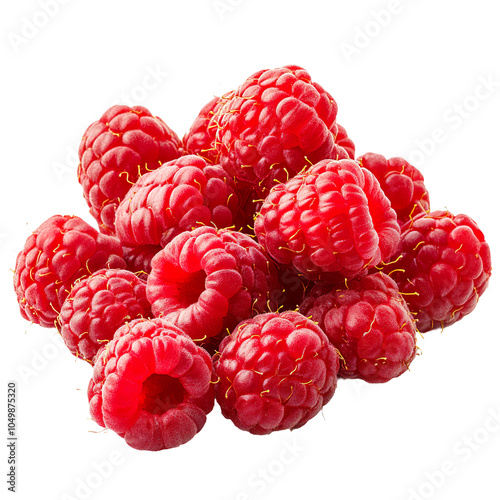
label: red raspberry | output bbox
[78,105,182,234]
[255,158,401,283]
[182,93,234,164]
[213,311,340,434]
[57,269,152,364]
[334,123,355,159]
[115,155,239,248]
[357,152,430,227]
[146,226,282,342]
[383,210,492,332]
[300,273,417,383]
[211,65,338,197]
[88,317,214,451]
[122,244,161,279]
[13,215,125,328]
[234,143,350,236]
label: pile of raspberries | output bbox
[13,65,492,451]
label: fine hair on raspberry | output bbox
[182,93,234,164]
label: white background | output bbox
[2,1,499,499]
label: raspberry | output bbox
[88,317,214,451]
[235,143,350,236]
[78,105,182,234]
[211,65,338,197]
[57,269,152,364]
[182,96,220,162]
[255,158,401,283]
[122,244,161,279]
[115,155,239,248]
[357,153,430,226]
[300,272,417,383]
[383,210,492,332]
[13,215,125,328]
[146,226,281,342]
[334,123,355,159]
[182,93,233,164]
[213,311,340,434]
